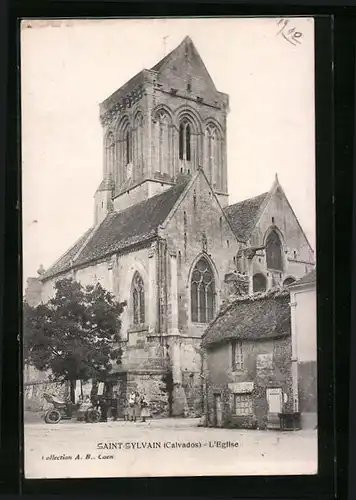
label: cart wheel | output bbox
[44,409,61,424]
[87,409,101,423]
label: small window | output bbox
[272,217,275,224]
[253,273,267,293]
[293,250,297,259]
[187,82,192,92]
[232,341,244,370]
[234,394,253,416]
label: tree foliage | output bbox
[23,278,126,389]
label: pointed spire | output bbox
[275,172,279,183]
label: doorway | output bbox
[266,387,283,429]
[266,387,283,413]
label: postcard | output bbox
[21,17,317,479]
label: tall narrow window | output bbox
[179,123,184,159]
[105,132,115,177]
[179,119,193,161]
[132,272,145,325]
[191,257,215,323]
[232,341,244,370]
[186,123,191,161]
[155,110,172,176]
[134,113,144,178]
[125,129,132,165]
[266,230,283,271]
[206,124,222,189]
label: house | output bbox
[201,288,294,429]
[289,269,317,429]
[24,36,314,417]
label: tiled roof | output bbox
[224,192,268,242]
[290,268,316,287]
[202,288,291,348]
[151,36,193,72]
[40,228,94,281]
[41,180,188,281]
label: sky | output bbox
[21,17,315,285]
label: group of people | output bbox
[125,391,150,422]
[76,390,150,423]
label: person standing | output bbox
[133,391,140,422]
[128,391,136,421]
[140,393,150,423]
[99,397,108,422]
[111,391,119,421]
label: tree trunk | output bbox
[69,380,76,403]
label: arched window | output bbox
[191,257,215,323]
[125,129,132,165]
[283,277,296,286]
[132,272,145,325]
[206,124,221,187]
[253,273,267,293]
[186,123,191,161]
[105,132,115,177]
[266,230,283,271]
[133,113,144,178]
[157,111,171,175]
[179,120,192,161]
[116,118,131,186]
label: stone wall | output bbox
[204,336,293,429]
[125,371,170,418]
[290,282,317,428]
[164,170,238,338]
[249,184,314,286]
[24,380,70,412]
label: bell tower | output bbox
[94,36,230,222]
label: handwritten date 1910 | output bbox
[277,19,303,46]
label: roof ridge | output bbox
[112,180,189,219]
[41,179,190,281]
[39,227,93,281]
[203,286,290,337]
[202,288,291,346]
[71,224,100,264]
[226,191,269,210]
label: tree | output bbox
[23,278,126,402]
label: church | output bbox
[25,36,315,417]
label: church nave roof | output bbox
[224,192,269,243]
[40,180,188,281]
